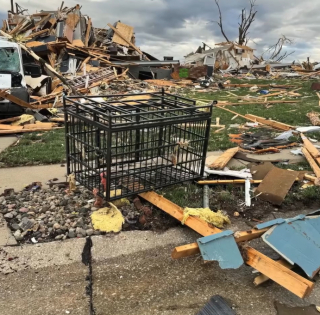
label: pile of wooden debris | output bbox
[0,2,152,112]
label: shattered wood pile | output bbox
[0,2,151,110]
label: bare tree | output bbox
[213,0,230,43]
[213,0,257,45]
[261,35,295,62]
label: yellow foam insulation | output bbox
[113,198,130,207]
[91,203,124,233]
[182,208,231,228]
[11,114,34,126]
[108,189,130,207]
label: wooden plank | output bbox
[0,116,20,124]
[302,147,320,178]
[216,106,265,125]
[26,28,49,39]
[305,174,317,182]
[198,180,262,185]
[72,39,85,47]
[48,52,57,68]
[65,10,80,31]
[107,23,150,60]
[30,14,51,31]
[301,133,320,159]
[316,92,320,107]
[145,80,175,86]
[139,191,221,236]
[26,41,47,48]
[23,122,55,129]
[112,22,133,47]
[63,24,73,43]
[209,147,239,169]
[81,56,91,70]
[84,18,91,46]
[254,259,293,286]
[171,228,269,259]
[245,114,294,131]
[245,247,314,298]
[0,124,23,130]
[0,127,63,135]
[222,100,299,106]
[172,243,200,259]
[0,90,34,109]
[225,84,296,88]
[234,228,269,243]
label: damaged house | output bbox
[184,41,255,71]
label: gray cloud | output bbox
[0,0,318,61]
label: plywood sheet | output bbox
[112,22,134,47]
[255,167,298,205]
[250,162,275,180]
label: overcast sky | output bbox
[0,0,319,62]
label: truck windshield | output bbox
[0,47,20,72]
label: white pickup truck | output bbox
[0,37,43,118]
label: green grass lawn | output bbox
[0,129,66,167]
[1,78,319,167]
[185,78,320,151]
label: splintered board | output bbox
[112,22,134,47]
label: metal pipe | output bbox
[203,185,209,208]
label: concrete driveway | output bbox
[0,222,319,315]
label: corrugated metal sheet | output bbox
[262,215,320,278]
[197,295,236,315]
[197,231,243,269]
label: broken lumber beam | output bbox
[316,92,320,106]
[107,23,150,61]
[301,133,320,159]
[216,106,265,125]
[222,100,299,106]
[0,90,35,109]
[302,147,320,178]
[26,28,49,39]
[171,228,269,259]
[0,124,23,130]
[245,247,314,298]
[0,116,20,123]
[198,176,313,185]
[172,243,201,259]
[198,179,262,185]
[254,259,293,286]
[139,191,220,236]
[0,127,63,135]
[208,147,239,169]
[84,18,91,46]
[225,84,296,88]
[245,114,295,131]
[233,228,269,243]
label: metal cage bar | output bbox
[64,92,213,201]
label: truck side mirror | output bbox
[24,63,42,78]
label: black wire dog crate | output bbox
[63,90,213,201]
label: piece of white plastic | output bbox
[245,178,251,207]
[296,126,320,133]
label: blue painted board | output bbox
[197,231,244,269]
[255,218,285,230]
[263,216,320,278]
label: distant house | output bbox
[184,41,255,71]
